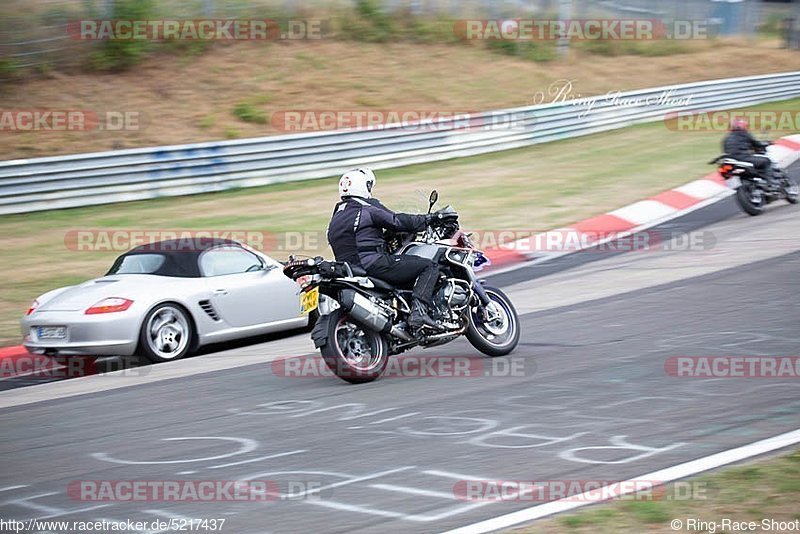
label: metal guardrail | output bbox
[1,71,799,215]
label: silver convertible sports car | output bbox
[21,239,317,362]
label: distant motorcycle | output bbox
[710,140,798,216]
[283,191,520,384]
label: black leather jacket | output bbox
[327,197,427,269]
[723,129,762,159]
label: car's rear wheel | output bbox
[138,303,194,363]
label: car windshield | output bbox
[108,254,166,275]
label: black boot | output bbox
[409,299,438,329]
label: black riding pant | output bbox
[738,154,771,176]
[365,254,439,304]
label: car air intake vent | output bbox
[199,300,220,321]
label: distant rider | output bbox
[327,167,439,329]
[723,118,773,182]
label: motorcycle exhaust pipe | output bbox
[339,289,412,341]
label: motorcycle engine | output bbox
[432,280,470,320]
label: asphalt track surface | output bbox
[1,167,799,533]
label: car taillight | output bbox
[85,297,134,315]
[25,299,40,316]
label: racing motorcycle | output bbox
[710,140,798,216]
[283,191,520,384]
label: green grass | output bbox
[0,97,797,345]
[487,39,558,63]
[575,38,693,57]
[232,96,272,124]
[518,448,800,533]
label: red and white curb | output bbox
[485,134,800,268]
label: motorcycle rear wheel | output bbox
[319,308,389,384]
[736,183,766,216]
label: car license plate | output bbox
[300,287,319,315]
[37,326,66,340]
[726,176,741,189]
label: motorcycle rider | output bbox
[723,117,774,183]
[327,167,440,329]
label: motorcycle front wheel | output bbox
[319,308,389,384]
[785,177,799,204]
[466,286,520,357]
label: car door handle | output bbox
[213,289,228,295]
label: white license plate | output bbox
[726,176,741,189]
[37,326,66,340]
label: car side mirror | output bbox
[257,257,274,272]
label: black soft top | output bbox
[107,238,242,278]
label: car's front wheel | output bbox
[138,303,194,363]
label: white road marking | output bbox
[441,428,800,534]
[29,505,112,521]
[305,499,407,518]
[369,483,456,500]
[208,449,306,469]
[4,492,61,515]
[0,485,27,492]
[348,411,421,428]
[422,469,492,481]
[559,435,685,465]
[92,436,258,465]
[408,501,496,522]
[284,466,417,499]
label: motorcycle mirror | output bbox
[428,190,438,213]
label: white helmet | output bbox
[338,167,376,199]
